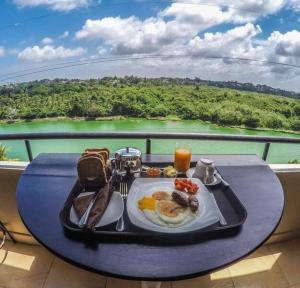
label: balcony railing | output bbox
[1,132,300,162]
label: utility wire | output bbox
[1,54,299,83]
[2,52,299,80]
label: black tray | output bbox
[60,164,247,244]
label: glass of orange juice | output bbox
[174,143,192,173]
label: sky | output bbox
[0,0,300,91]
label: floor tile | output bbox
[106,278,171,288]
[43,257,106,288]
[228,245,289,288]
[172,268,233,288]
[0,241,54,288]
[268,238,300,286]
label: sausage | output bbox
[172,191,199,212]
[172,190,189,207]
[189,195,199,212]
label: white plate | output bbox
[126,178,219,233]
[186,168,221,186]
[70,192,124,227]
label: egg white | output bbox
[156,203,190,224]
[143,207,196,228]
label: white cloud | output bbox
[172,0,299,19]
[185,23,300,74]
[75,13,224,55]
[18,45,86,61]
[97,47,107,55]
[270,30,300,57]
[288,0,300,10]
[224,0,286,22]
[59,31,69,39]
[40,31,69,45]
[13,0,93,11]
[161,0,286,24]
[76,16,181,54]
[41,37,54,45]
[187,23,263,59]
[0,47,5,57]
[263,30,300,74]
[160,2,228,28]
[75,0,298,56]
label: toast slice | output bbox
[77,156,107,189]
[84,148,110,163]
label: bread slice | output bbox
[81,152,104,161]
[77,156,107,189]
[84,148,110,163]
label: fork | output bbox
[116,179,128,232]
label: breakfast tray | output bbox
[60,164,247,244]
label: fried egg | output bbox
[138,196,156,211]
[138,190,197,228]
[156,200,189,224]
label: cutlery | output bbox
[116,179,128,232]
[209,191,227,226]
[78,191,98,228]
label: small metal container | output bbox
[113,147,142,175]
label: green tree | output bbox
[86,106,101,118]
[264,115,284,129]
[68,97,86,117]
[290,120,300,131]
[293,105,300,116]
[243,115,260,128]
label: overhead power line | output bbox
[0,54,299,83]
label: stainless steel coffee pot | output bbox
[113,147,142,175]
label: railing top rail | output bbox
[0,132,300,144]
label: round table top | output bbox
[17,153,284,281]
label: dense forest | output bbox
[0,77,300,132]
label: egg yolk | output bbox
[138,196,156,211]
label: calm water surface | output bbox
[0,118,299,163]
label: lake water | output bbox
[0,118,300,163]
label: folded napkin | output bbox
[73,179,114,231]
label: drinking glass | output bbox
[174,143,192,173]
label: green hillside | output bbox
[0,77,299,132]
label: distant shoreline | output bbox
[1,116,300,136]
[0,115,126,124]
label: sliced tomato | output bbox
[174,178,199,194]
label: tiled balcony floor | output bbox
[0,237,299,288]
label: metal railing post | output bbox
[24,140,33,162]
[262,142,271,161]
[146,139,151,154]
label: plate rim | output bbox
[127,177,219,233]
[70,191,124,227]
